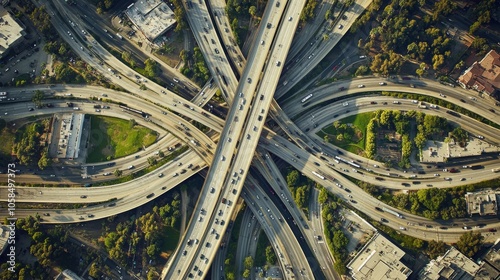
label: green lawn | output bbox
[160,226,180,253]
[318,112,374,155]
[87,116,157,163]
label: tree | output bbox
[248,6,257,18]
[242,269,250,278]
[457,231,483,257]
[265,245,277,264]
[114,169,123,177]
[38,150,51,170]
[286,170,300,187]
[426,240,447,259]
[32,90,45,107]
[144,58,160,78]
[318,188,328,204]
[243,256,253,269]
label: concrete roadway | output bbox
[261,132,500,243]
[275,0,373,99]
[160,0,295,278]
[254,151,337,280]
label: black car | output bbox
[380,218,388,223]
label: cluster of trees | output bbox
[13,120,52,170]
[364,109,450,168]
[0,216,100,279]
[143,58,161,79]
[354,0,462,75]
[88,0,116,15]
[226,0,254,45]
[286,169,312,213]
[328,121,357,143]
[170,0,187,32]
[180,47,210,85]
[242,256,253,278]
[457,231,484,258]
[468,0,495,36]
[301,0,319,22]
[101,192,181,266]
[318,188,348,274]
[389,186,467,220]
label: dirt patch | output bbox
[375,129,402,163]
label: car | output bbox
[460,178,466,181]
[80,195,87,198]
[460,99,466,103]
[260,40,264,45]
[103,172,111,176]
[444,177,452,181]
[380,218,388,223]
[247,77,251,83]
[28,108,34,111]
[489,108,495,113]
[288,16,292,21]
[338,24,343,29]
[158,173,164,177]
[43,213,50,216]
[379,82,386,85]
[358,84,365,88]
[128,165,134,170]
[489,228,497,232]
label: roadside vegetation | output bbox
[318,187,348,274]
[353,176,500,220]
[13,118,52,170]
[254,230,277,277]
[100,192,181,268]
[87,116,157,163]
[180,47,210,85]
[286,169,313,215]
[0,216,101,280]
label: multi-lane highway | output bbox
[1,0,500,279]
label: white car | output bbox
[379,82,386,85]
[358,84,365,88]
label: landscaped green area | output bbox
[0,121,15,165]
[87,116,157,163]
[317,112,374,155]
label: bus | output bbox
[382,207,403,218]
[312,171,325,180]
[301,94,313,103]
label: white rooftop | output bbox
[347,232,412,280]
[0,7,25,58]
[125,0,176,41]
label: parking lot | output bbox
[0,40,48,86]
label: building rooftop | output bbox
[347,232,412,280]
[0,7,25,58]
[420,137,500,163]
[125,0,176,42]
[55,113,85,159]
[419,247,480,280]
[54,269,83,280]
[465,190,498,216]
[0,224,11,256]
[458,50,500,96]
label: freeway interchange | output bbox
[1,0,500,279]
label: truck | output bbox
[382,207,403,218]
[116,33,123,40]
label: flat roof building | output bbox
[0,6,26,59]
[347,232,413,280]
[419,247,480,280]
[54,113,85,159]
[0,224,11,256]
[125,0,176,42]
[465,190,498,216]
